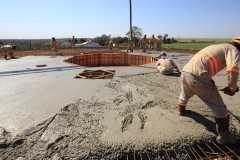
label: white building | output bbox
[59,42,71,48]
[75,41,99,48]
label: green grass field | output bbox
[162,38,231,50]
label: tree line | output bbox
[0,26,178,50]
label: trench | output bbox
[64,53,158,67]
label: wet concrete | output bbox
[0,52,239,159]
[0,54,164,135]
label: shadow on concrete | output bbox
[184,110,217,134]
[0,66,87,77]
[165,72,181,77]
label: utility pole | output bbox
[129,0,133,52]
[177,36,180,48]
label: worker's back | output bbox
[183,44,239,78]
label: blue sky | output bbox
[1,0,239,39]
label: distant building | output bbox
[59,42,71,48]
[75,41,99,48]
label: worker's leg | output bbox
[214,115,237,145]
[9,51,14,59]
[185,75,237,145]
[190,77,228,118]
[159,66,174,75]
[157,43,159,51]
[178,72,196,115]
[2,50,7,60]
[54,47,58,55]
[142,44,146,52]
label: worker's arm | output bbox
[224,52,239,95]
[224,72,239,96]
[170,59,179,72]
[155,60,161,68]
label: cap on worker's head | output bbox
[159,52,167,58]
[11,45,16,50]
[144,34,146,38]
[158,34,161,37]
[230,36,240,44]
[152,34,154,37]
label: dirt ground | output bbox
[0,47,239,160]
[8,47,198,57]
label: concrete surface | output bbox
[1,52,239,159]
[0,53,172,135]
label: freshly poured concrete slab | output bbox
[0,55,160,135]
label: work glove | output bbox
[222,87,235,96]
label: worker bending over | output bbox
[178,36,240,145]
[156,52,179,75]
[1,45,16,60]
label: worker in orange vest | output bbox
[149,34,156,50]
[108,40,113,50]
[71,36,75,48]
[139,34,148,52]
[178,36,240,145]
[51,37,59,55]
[155,52,179,75]
[156,34,162,51]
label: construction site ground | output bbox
[0,47,240,159]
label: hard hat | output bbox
[160,52,167,58]
[230,36,240,44]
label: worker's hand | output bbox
[175,69,180,73]
[222,87,235,96]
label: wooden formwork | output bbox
[64,53,158,66]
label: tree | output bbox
[112,36,127,44]
[93,34,111,46]
[171,37,177,43]
[163,34,168,43]
[126,26,143,47]
[79,38,86,43]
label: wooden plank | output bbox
[109,54,113,66]
[36,64,47,67]
[75,74,87,79]
[87,55,91,66]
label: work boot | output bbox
[215,116,237,145]
[178,104,186,116]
